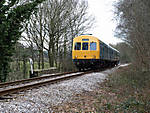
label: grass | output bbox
[7,60,76,82]
[7,61,51,82]
[95,65,150,112]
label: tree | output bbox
[114,0,150,71]
[23,5,46,69]
[0,0,46,82]
[111,43,132,63]
[23,0,95,69]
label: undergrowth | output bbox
[95,65,150,112]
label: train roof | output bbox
[74,35,99,41]
[100,40,120,53]
[108,45,120,53]
[80,33,93,35]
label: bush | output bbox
[95,65,150,112]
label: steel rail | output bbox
[0,71,92,97]
[0,71,80,88]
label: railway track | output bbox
[0,71,80,89]
[0,70,94,98]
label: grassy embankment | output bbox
[95,65,150,112]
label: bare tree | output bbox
[23,4,47,69]
[22,0,95,71]
[115,0,150,71]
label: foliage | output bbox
[95,65,150,112]
[23,0,95,70]
[7,42,50,82]
[111,42,132,63]
[112,1,150,111]
[114,0,150,71]
[8,61,50,82]
[0,0,46,82]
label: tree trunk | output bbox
[64,34,67,59]
[31,44,35,70]
[38,51,41,69]
[48,50,53,67]
[52,43,55,67]
[23,57,27,79]
[0,62,8,82]
[41,49,44,69]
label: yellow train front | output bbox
[72,35,120,70]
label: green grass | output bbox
[7,61,51,82]
[7,59,76,82]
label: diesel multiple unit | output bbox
[72,35,120,70]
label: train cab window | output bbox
[82,42,88,50]
[74,42,81,50]
[90,42,97,50]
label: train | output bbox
[72,35,120,70]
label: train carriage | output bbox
[72,35,120,70]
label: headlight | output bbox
[75,56,77,59]
[93,55,96,59]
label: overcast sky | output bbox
[87,0,121,45]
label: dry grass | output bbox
[95,65,150,112]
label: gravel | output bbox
[0,66,120,113]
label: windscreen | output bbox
[74,42,81,50]
[82,42,88,50]
[90,42,97,50]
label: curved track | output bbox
[0,71,94,98]
[0,71,80,89]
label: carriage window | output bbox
[90,42,97,50]
[82,42,88,50]
[74,42,81,50]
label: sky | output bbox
[87,0,122,45]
